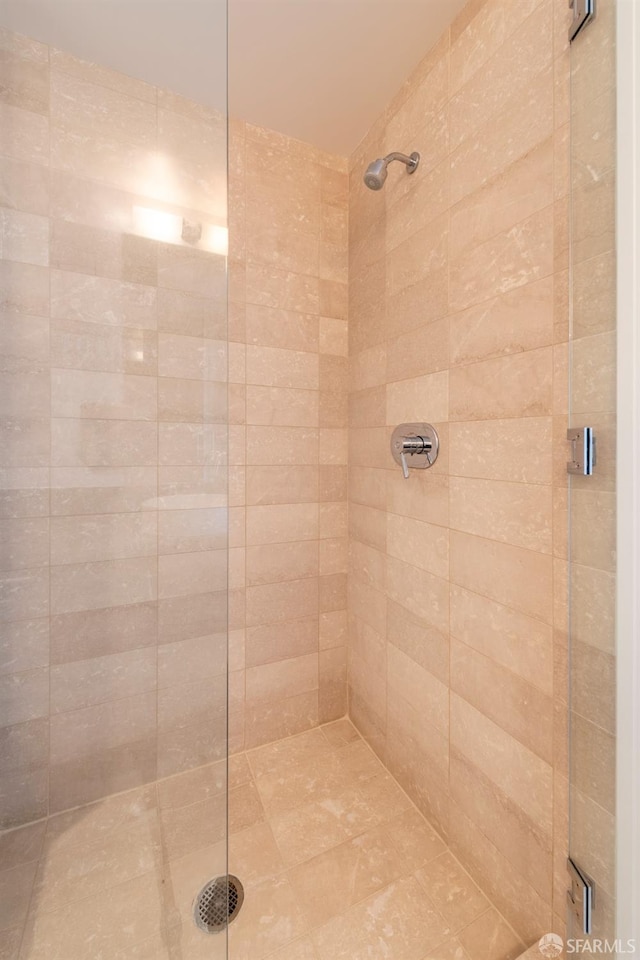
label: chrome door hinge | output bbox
[567,426,596,476]
[569,0,596,43]
[567,858,595,935]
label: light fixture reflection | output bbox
[133,204,228,256]
[203,224,229,256]
[133,206,182,244]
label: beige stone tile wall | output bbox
[227,121,349,751]
[0,28,349,824]
[347,0,572,943]
[0,29,230,826]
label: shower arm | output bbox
[384,152,420,171]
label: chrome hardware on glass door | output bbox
[390,423,439,479]
[568,0,595,43]
[567,426,596,476]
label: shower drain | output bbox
[193,875,244,934]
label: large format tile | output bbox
[288,825,405,928]
[312,875,452,960]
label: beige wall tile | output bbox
[387,512,449,579]
[386,319,449,383]
[450,206,553,314]
[246,578,319,627]
[51,270,156,329]
[246,503,318,545]
[450,3,552,152]
[0,102,49,165]
[51,370,157,420]
[388,644,448,737]
[0,617,49,677]
[450,64,553,207]
[246,426,319,465]
[319,317,347,356]
[245,262,319,314]
[450,0,518,92]
[451,639,553,762]
[50,513,156,564]
[246,540,318,586]
[450,530,553,623]
[387,556,449,634]
[246,654,318,704]
[246,386,318,427]
[449,418,553,484]
[246,617,318,667]
[387,371,449,425]
[456,690,552,830]
[450,476,552,553]
[51,557,156,614]
[449,347,553,421]
[158,550,226,599]
[0,155,49,216]
[450,276,553,367]
[450,585,552,693]
[246,465,318,505]
[386,214,448,301]
[244,691,318,749]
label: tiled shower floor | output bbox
[1,719,526,960]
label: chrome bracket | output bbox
[567,426,596,476]
[567,857,595,935]
[569,0,596,43]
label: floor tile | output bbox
[31,809,162,913]
[8,722,521,960]
[385,808,448,870]
[321,717,361,746]
[228,781,265,834]
[159,794,226,861]
[229,821,285,888]
[287,824,406,928]
[0,926,22,960]
[267,937,318,960]
[227,875,307,960]
[312,875,452,960]
[0,822,46,872]
[416,852,490,932]
[247,729,333,779]
[0,862,37,934]
[458,909,524,960]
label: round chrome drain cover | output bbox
[194,875,244,934]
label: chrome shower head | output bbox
[363,151,420,191]
[363,157,388,191]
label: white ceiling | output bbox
[0,0,466,156]
[229,0,467,155]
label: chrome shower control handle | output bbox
[391,423,440,479]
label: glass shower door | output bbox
[568,0,617,942]
[0,2,230,956]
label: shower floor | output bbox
[1,719,525,960]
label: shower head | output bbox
[363,157,388,191]
[363,151,420,190]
